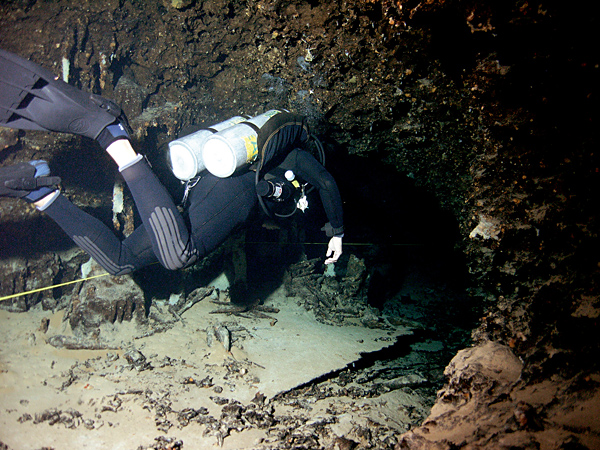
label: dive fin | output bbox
[0,161,61,200]
[0,49,129,139]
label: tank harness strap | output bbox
[256,117,309,172]
[241,121,261,134]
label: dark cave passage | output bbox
[238,151,478,390]
[239,148,473,292]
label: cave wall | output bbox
[1,0,598,447]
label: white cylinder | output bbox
[202,110,282,178]
[168,116,246,180]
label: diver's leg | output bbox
[91,138,198,271]
[0,160,147,274]
[105,138,139,168]
[117,155,198,270]
[1,50,196,271]
[42,193,157,275]
[40,139,197,272]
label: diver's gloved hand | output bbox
[325,236,343,265]
[0,160,61,202]
[0,49,132,145]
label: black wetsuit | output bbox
[43,148,343,276]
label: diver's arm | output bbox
[282,150,344,231]
[280,149,344,263]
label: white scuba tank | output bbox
[168,116,246,180]
[202,109,282,178]
[168,110,283,180]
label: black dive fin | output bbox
[0,162,61,199]
[0,49,128,139]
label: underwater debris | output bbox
[32,408,92,429]
[210,298,280,323]
[284,255,389,328]
[124,349,153,371]
[206,324,231,352]
[67,263,146,337]
[137,436,183,450]
[177,406,209,426]
[169,286,214,317]
[47,334,116,350]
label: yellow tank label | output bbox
[243,134,258,162]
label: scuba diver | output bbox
[0,49,344,279]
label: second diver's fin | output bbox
[0,161,61,200]
[0,48,129,139]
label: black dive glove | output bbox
[0,49,131,145]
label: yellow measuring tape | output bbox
[0,272,110,302]
[0,242,422,302]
